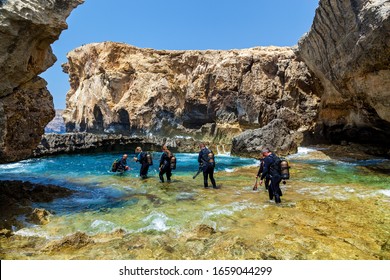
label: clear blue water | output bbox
[0,152,257,215]
[0,148,389,238]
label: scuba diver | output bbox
[159,145,172,183]
[197,143,217,189]
[133,147,152,179]
[111,154,130,173]
[259,147,283,203]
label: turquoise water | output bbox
[0,148,389,239]
[0,152,256,213]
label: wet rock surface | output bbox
[0,180,74,230]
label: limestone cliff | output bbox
[45,109,66,133]
[298,0,390,147]
[0,0,83,163]
[62,42,321,152]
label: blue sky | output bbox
[41,0,319,109]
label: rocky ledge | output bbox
[33,132,205,157]
[0,180,74,233]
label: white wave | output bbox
[378,190,390,197]
[317,165,328,172]
[91,220,117,232]
[343,187,356,193]
[138,212,170,232]
[203,208,234,219]
[14,227,55,240]
[287,147,319,159]
[224,168,235,173]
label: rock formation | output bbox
[0,180,74,230]
[33,132,201,157]
[0,0,83,163]
[298,0,390,148]
[231,119,301,157]
[62,42,321,154]
[45,109,66,133]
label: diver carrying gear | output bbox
[197,143,217,189]
[260,148,283,203]
[111,154,129,173]
[134,147,150,179]
[159,146,172,183]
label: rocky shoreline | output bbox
[0,180,74,234]
[33,132,204,158]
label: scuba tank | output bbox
[280,158,290,181]
[170,155,176,170]
[208,152,215,167]
[146,152,153,166]
[111,159,119,172]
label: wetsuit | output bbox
[198,148,217,189]
[261,153,282,203]
[117,158,128,172]
[136,152,149,179]
[257,159,270,190]
[159,151,172,182]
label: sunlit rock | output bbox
[0,0,83,163]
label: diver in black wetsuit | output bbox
[159,145,172,183]
[133,147,149,179]
[117,154,130,172]
[198,143,217,189]
[260,148,282,203]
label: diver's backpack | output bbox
[170,154,177,170]
[280,158,290,180]
[111,159,120,172]
[202,149,216,167]
[146,152,153,166]
[270,154,290,180]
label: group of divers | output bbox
[111,143,290,204]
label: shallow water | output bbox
[0,147,389,259]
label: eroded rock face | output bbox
[298,0,390,146]
[0,0,83,163]
[62,42,320,150]
[231,119,300,157]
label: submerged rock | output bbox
[44,232,94,251]
[28,208,51,225]
[195,224,216,238]
[0,180,74,230]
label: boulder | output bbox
[28,208,51,225]
[231,119,299,157]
